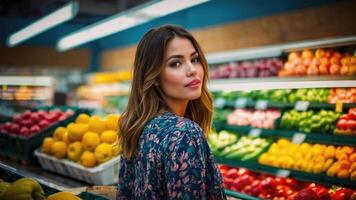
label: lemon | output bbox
[88,116,106,134]
[42,137,55,154]
[100,130,118,144]
[75,113,90,124]
[51,141,67,159]
[94,143,113,164]
[82,132,100,152]
[80,151,96,167]
[105,114,120,131]
[67,142,83,162]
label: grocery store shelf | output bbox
[206,35,356,64]
[215,123,356,147]
[0,76,55,86]
[215,157,356,189]
[208,76,356,92]
[225,189,260,200]
[216,99,356,111]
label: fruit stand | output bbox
[206,35,356,199]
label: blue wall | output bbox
[0,0,342,71]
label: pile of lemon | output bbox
[41,113,120,168]
[258,139,356,180]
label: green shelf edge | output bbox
[225,189,261,200]
[215,157,356,189]
[215,123,356,147]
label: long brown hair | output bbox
[119,25,213,159]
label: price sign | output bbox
[292,133,306,144]
[335,101,343,113]
[249,128,262,137]
[276,169,291,178]
[294,101,309,111]
[215,98,226,109]
[255,100,268,110]
[234,98,247,108]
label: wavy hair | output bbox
[119,25,213,159]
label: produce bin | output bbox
[0,106,91,163]
[35,149,120,185]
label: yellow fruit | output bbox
[100,130,118,144]
[324,159,335,171]
[42,137,55,154]
[327,165,337,176]
[350,153,356,162]
[80,151,96,167]
[337,169,350,179]
[62,132,70,144]
[67,142,83,162]
[75,114,90,124]
[351,171,356,180]
[105,114,120,131]
[53,127,67,141]
[339,160,351,170]
[47,191,82,200]
[67,123,88,142]
[300,143,312,153]
[324,146,336,159]
[88,116,106,134]
[82,132,100,151]
[351,162,356,171]
[313,163,324,174]
[112,142,120,156]
[258,153,269,165]
[342,146,354,154]
[51,141,68,159]
[95,143,113,164]
[277,139,290,148]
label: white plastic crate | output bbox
[34,149,120,185]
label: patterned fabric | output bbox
[117,111,226,200]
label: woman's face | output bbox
[159,37,204,104]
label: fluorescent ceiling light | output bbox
[7,1,79,47]
[57,0,210,52]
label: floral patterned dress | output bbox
[117,111,226,200]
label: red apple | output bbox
[58,115,67,121]
[19,127,29,136]
[261,177,277,194]
[37,110,47,119]
[20,119,33,128]
[223,177,234,190]
[12,114,22,123]
[30,125,41,134]
[331,188,352,200]
[10,123,20,134]
[22,110,32,119]
[225,168,239,179]
[285,178,300,190]
[39,120,49,129]
[293,188,319,200]
[30,112,40,124]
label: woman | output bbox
[117,25,226,199]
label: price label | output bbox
[335,101,343,113]
[234,98,247,108]
[276,169,291,178]
[255,100,268,110]
[294,101,309,111]
[215,98,226,109]
[292,133,306,144]
[249,128,262,137]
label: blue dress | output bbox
[117,111,226,199]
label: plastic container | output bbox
[0,107,91,163]
[35,149,120,185]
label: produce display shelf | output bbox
[215,157,356,189]
[215,123,356,147]
[206,35,356,64]
[217,99,356,111]
[208,76,356,92]
[224,189,260,200]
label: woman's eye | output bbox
[169,61,181,68]
[192,57,200,63]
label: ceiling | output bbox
[0,0,149,24]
